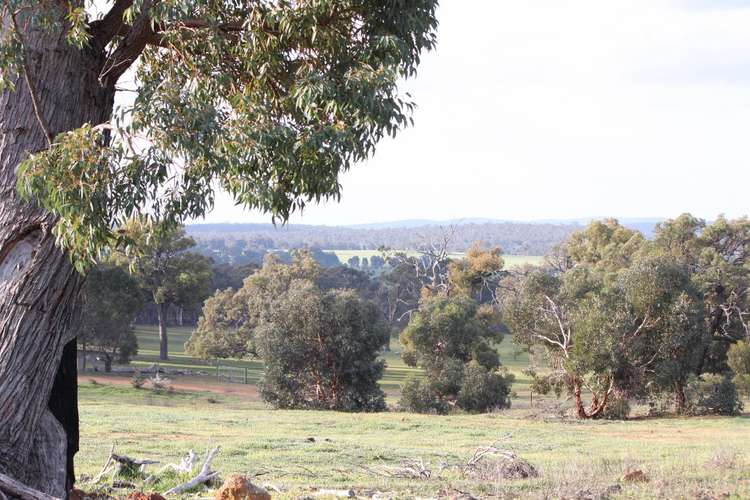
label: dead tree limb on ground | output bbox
[360,458,432,480]
[164,446,221,495]
[92,445,159,483]
[463,436,538,480]
[158,450,199,475]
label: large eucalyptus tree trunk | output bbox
[0,18,115,498]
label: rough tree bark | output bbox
[0,15,116,498]
[156,302,169,360]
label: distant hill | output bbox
[186,218,672,266]
[344,218,664,236]
[345,218,512,229]
[186,220,583,257]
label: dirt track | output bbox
[79,375,262,400]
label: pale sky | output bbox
[193,0,750,225]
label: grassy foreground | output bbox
[78,382,750,499]
[77,327,750,498]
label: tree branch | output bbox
[89,0,134,48]
[99,0,159,86]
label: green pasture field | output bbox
[77,326,750,498]
[326,249,544,269]
[77,381,750,499]
[125,325,530,399]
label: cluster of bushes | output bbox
[503,215,750,418]
[183,215,749,419]
[400,361,513,414]
[187,252,390,411]
[188,245,517,414]
[398,247,515,414]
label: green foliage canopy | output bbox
[503,215,750,418]
[122,221,214,308]
[80,263,145,369]
[188,250,388,410]
[186,251,321,359]
[5,1,439,265]
[257,282,388,411]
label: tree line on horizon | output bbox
[186,221,582,263]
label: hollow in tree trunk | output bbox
[157,302,170,360]
[0,15,115,498]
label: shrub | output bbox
[257,283,388,411]
[728,341,750,399]
[685,374,743,416]
[430,359,465,398]
[398,377,447,414]
[131,371,146,389]
[149,373,172,394]
[399,294,513,414]
[602,396,631,420]
[456,362,513,413]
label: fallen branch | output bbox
[158,450,199,475]
[361,458,432,480]
[0,472,61,500]
[250,465,316,479]
[463,436,538,480]
[165,446,221,495]
[92,444,159,483]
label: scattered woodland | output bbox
[68,213,750,498]
[86,214,750,422]
[0,2,748,500]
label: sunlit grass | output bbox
[78,382,750,499]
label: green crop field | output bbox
[75,326,750,499]
[326,249,544,269]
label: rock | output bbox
[311,489,356,498]
[215,474,272,500]
[620,469,649,483]
[69,491,113,500]
[69,489,88,500]
[604,484,623,495]
[125,493,166,500]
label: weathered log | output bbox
[0,472,61,500]
[164,447,221,495]
[158,451,199,475]
[91,445,159,484]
